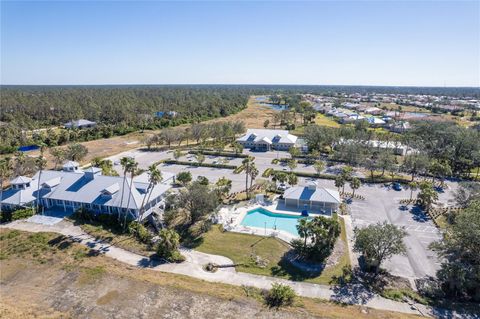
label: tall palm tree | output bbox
[297,218,310,247]
[249,164,258,189]
[242,157,252,199]
[409,181,418,201]
[350,177,361,197]
[14,151,26,176]
[123,159,138,229]
[0,158,12,214]
[118,157,132,222]
[35,145,47,214]
[137,164,163,222]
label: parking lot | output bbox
[107,148,451,280]
[107,149,246,193]
[343,182,443,279]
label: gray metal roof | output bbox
[1,170,174,210]
[284,186,341,204]
[64,119,97,128]
[237,129,297,145]
[10,176,32,185]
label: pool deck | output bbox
[217,200,332,243]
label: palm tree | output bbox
[242,157,252,199]
[137,164,163,222]
[408,181,418,201]
[118,157,134,222]
[123,159,138,229]
[35,146,47,214]
[417,181,438,212]
[49,147,65,170]
[296,218,310,247]
[335,175,345,194]
[287,173,298,186]
[14,151,26,176]
[350,177,361,197]
[249,164,259,189]
[313,160,325,177]
[0,158,12,214]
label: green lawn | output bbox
[315,113,341,128]
[196,218,350,285]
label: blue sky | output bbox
[1,1,479,86]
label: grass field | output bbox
[196,218,350,285]
[0,228,418,319]
[315,113,341,128]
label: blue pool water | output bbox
[240,207,308,237]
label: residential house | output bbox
[236,129,299,151]
[0,162,174,221]
[389,121,411,133]
[366,116,386,127]
[364,106,383,115]
[64,119,97,129]
[155,111,178,119]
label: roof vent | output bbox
[62,161,80,172]
[84,167,102,180]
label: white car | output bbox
[277,183,287,191]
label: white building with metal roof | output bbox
[283,184,341,214]
[64,119,97,129]
[0,164,174,221]
[236,129,299,151]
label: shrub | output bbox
[12,208,36,220]
[156,228,185,263]
[264,283,296,308]
[233,165,245,174]
[262,168,273,177]
[176,171,193,186]
[128,221,152,244]
[1,208,36,223]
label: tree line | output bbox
[0,86,251,154]
[303,121,480,180]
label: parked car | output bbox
[277,183,287,191]
[393,182,403,191]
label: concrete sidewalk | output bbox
[0,219,467,318]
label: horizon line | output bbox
[1,83,479,89]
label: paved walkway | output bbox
[1,219,469,318]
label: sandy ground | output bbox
[0,228,425,319]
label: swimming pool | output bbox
[240,207,308,237]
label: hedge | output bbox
[163,160,237,170]
[233,165,245,174]
[0,208,36,223]
[269,170,411,184]
[188,150,248,158]
[262,168,274,177]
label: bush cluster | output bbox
[188,150,248,158]
[264,283,296,308]
[0,208,36,223]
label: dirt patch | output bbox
[96,290,120,305]
[0,229,419,319]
